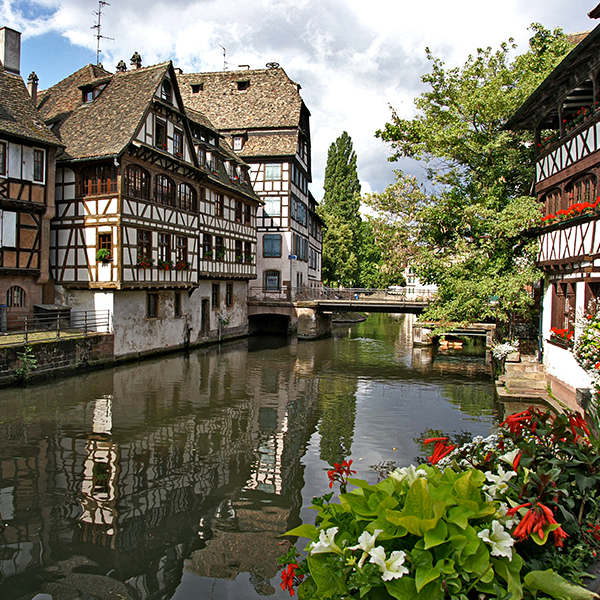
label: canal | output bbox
[0,313,497,600]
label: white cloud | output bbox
[2,0,596,197]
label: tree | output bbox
[319,132,362,286]
[365,25,573,325]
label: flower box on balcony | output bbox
[137,256,154,268]
[157,259,173,271]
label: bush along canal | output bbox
[0,313,508,599]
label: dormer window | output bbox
[233,136,243,151]
[83,89,93,103]
[236,80,250,91]
[81,83,107,104]
[191,83,203,93]
[161,79,172,103]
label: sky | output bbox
[1,0,598,199]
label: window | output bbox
[137,229,151,259]
[216,194,224,217]
[158,233,171,261]
[33,149,44,182]
[124,165,150,199]
[233,136,243,151]
[235,240,243,263]
[147,293,158,318]
[226,283,233,306]
[265,163,281,180]
[212,283,220,308]
[178,183,197,212]
[80,165,118,196]
[264,270,280,291]
[0,142,5,176]
[155,175,175,206]
[215,236,225,260]
[264,197,281,217]
[174,292,181,317]
[191,83,203,93]
[173,129,183,157]
[203,234,213,258]
[0,211,16,247]
[244,203,252,225]
[6,286,25,308]
[155,119,167,150]
[198,147,206,167]
[161,79,172,103]
[244,241,252,262]
[83,89,94,103]
[567,174,596,206]
[235,201,243,223]
[176,236,188,263]
[236,80,250,91]
[263,234,281,258]
[98,232,112,255]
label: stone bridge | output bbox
[247,288,435,339]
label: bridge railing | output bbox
[248,286,438,303]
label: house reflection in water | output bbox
[0,340,320,599]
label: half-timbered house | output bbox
[36,55,260,357]
[178,65,323,297]
[508,14,600,405]
[0,27,61,328]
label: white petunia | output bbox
[477,521,515,559]
[483,465,516,499]
[390,465,427,486]
[310,526,342,555]
[369,546,409,581]
[349,529,383,567]
[499,448,520,468]
[496,502,519,530]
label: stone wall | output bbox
[0,334,114,385]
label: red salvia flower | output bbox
[280,563,303,596]
[424,437,456,465]
[327,460,356,489]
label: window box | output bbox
[157,259,173,270]
[137,256,154,268]
[175,259,191,271]
[549,327,574,349]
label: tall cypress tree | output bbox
[319,132,362,286]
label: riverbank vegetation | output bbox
[363,25,573,326]
[280,406,600,599]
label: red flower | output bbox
[280,563,303,596]
[511,503,568,548]
[567,413,590,438]
[424,437,456,465]
[327,460,356,489]
[512,451,522,471]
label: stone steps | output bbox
[496,354,551,402]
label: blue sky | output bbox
[3,0,599,197]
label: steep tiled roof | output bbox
[38,62,169,160]
[243,130,299,158]
[0,65,60,146]
[178,67,303,131]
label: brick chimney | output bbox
[0,27,20,74]
[27,71,38,104]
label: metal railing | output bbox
[0,309,112,346]
[248,287,438,303]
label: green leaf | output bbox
[492,555,523,600]
[424,518,448,549]
[284,524,318,539]
[446,506,474,530]
[524,569,599,600]
[307,553,348,597]
[416,559,444,592]
[386,478,445,536]
[385,577,443,600]
[297,575,317,600]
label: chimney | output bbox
[0,27,21,74]
[115,60,127,72]
[27,71,38,104]
[130,52,142,70]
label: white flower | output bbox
[483,465,516,499]
[390,465,427,486]
[369,546,409,581]
[499,448,520,468]
[349,529,383,567]
[310,527,342,555]
[477,520,514,559]
[496,502,519,530]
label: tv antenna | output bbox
[91,0,114,65]
[219,44,230,70]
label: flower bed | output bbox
[280,408,600,599]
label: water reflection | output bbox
[0,314,497,599]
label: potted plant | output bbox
[96,248,112,263]
[175,259,190,271]
[216,247,226,260]
[245,254,254,263]
[204,250,213,259]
